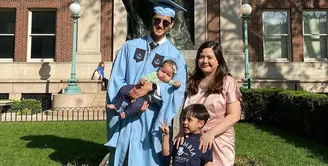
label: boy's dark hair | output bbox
[181,104,210,125]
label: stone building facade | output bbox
[0,0,327,108]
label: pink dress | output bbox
[184,75,242,166]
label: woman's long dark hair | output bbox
[187,41,230,97]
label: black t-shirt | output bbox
[172,134,213,166]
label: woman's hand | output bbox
[173,130,185,149]
[199,131,215,153]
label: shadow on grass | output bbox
[21,135,107,166]
[247,122,328,164]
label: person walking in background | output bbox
[105,1,187,166]
[175,41,242,166]
[97,61,108,91]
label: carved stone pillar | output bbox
[76,0,102,62]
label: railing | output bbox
[0,106,106,122]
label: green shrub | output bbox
[9,99,42,114]
[9,100,24,112]
[20,99,42,114]
[241,88,284,123]
[16,108,33,115]
[241,88,328,145]
[302,94,328,142]
[275,91,328,137]
[276,91,312,135]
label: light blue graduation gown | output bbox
[105,36,187,166]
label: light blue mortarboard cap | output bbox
[153,0,187,18]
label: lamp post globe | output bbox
[239,3,252,16]
[63,1,81,94]
[69,2,81,15]
[239,2,252,89]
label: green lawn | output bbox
[235,122,328,166]
[0,121,108,166]
[0,121,327,166]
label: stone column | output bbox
[220,0,244,62]
[112,0,127,61]
[194,0,207,48]
[220,0,244,78]
[76,0,102,62]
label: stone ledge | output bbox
[52,94,96,108]
[250,79,328,83]
[0,79,102,83]
[0,100,12,106]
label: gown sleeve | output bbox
[105,43,128,147]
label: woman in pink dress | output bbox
[175,41,242,166]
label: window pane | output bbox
[182,0,194,44]
[32,11,56,34]
[303,11,327,34]
[264,36,288,60]
[0,37,14,58]
[304,36,327,58]
[0,10,16,34]
[31,36,55,59]
[263,11,288,34]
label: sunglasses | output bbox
[153,18,172,28]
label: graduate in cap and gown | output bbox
[105,1,187,165]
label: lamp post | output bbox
[239,2,252,89]
[64,0,81,94]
